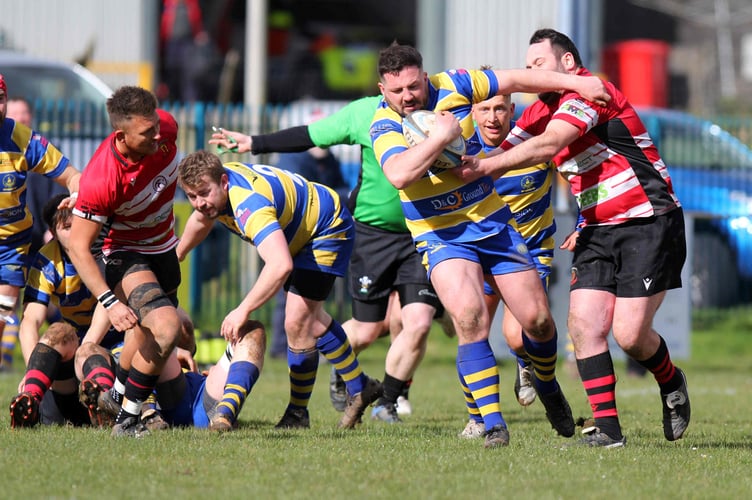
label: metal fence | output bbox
[30,100,752,333]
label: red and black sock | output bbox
[636,335,682,393]
[23,344,61,401]
[576,351,623,440]
[82,354,116,391]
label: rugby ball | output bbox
[402,110,466,169]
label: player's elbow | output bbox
[382,163,411,190]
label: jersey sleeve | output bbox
[308,95,382,148]
[227,186,281,246]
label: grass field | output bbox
[1,319,751,500]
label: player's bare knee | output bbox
[518,308,553,339]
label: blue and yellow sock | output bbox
[522,330,560,395]
[457,358,483,424]
[286,347,319,411]
[1,313,19,368]
[457,340,505,430]
[316,320,365,396]
[216,361,260,422]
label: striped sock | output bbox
[316,320,365,396]
[457,358,483,424]
[286,347,319,411]
[116,368,159,424]
[23,343,61,400]
[82,354,115,390]
[637,335,681,393]
[111,364,129,405]
[1,312,19,367]
[216,361,260,422]
[522,330,560,395]
[577,351,622,440]
[457,340,505,431]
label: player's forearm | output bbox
[251,126,315,154]
[383,137,446,189]
[176,212,214,261]
[237,265,291,318]
[19,311,44,365]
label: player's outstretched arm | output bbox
[176,210,215,262]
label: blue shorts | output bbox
[0,240,30,287]
[292,215,354,279]
[483,246,552,295]
[162,371,211,428]
[417,225,535,281]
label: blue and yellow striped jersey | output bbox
[218,162,346,257]
[370,69,511,244]
[467,126,556,253]
[0,119,70,244]
[23,240,96,333]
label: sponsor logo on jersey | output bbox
[430,182,492,211]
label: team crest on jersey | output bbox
[2,173,17,191]
[152,175,168,192]
[520,175,536,193]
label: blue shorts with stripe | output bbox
[417,224,535,281]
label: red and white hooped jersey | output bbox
[73,109,179,255]
[503,68,680,226]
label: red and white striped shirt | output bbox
[503,69,680,226]
[74,109,179,254]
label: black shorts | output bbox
[284,268,336,302]
[571,208,686,297]
[349,221,440,322]
[105,248,181,306]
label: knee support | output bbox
[127,283,174,322]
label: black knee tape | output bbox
[127,282,174,322]
[155,373,187,411]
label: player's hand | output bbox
[176,347,198,373]
[208,128,251,154]
[106,301,139,332]
[433,111,463,145]
[57,192,78,210]
[220,307,250,343]
[454,155,484,182]
[580,76,611,106]
[559,230,580,252]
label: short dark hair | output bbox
[377,41,423,79]
[42,193,72,234]
[178,150,225,189]
[529,28,583,67]
[106,86,158,129]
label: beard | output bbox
[538,91,560,105]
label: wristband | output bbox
[97,289,119,309]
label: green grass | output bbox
[2,324,751,499]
